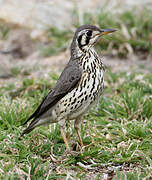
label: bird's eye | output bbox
[86,30,92,37]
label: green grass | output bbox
[0,69,152,179]
[0,25,9,40]
[41,7,152,58]
[0,20,10,40]
[41,28,71,57]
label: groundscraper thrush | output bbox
[21,25,116,151]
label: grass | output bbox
[41,28,71,57]
[0,25,9,40]
[0,7,152,178]
[41,7,152,58]
[0,68,152,179]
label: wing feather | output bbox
[23,59,82,125]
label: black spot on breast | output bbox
[73,92,76,97]
[93,61,96,68]
[83,78,87,87]
[83,60,86,69]
[75,87,78,91]
[101,77,104,83]
[97,84,100,91]
[75,104,78,109]
[90,77,95,92]
[88,52,91,58]
[80,85,83,92]
[93,92,96,97]
[78,93,83,99]
[88,73,90,81]
[80,98,84,104]
[71,98,76,105]
[85,95,88,101]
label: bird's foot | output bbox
[75,142,85,153]
[80,145,85,153]
[65,149,79,156]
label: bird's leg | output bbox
[74,117,84,148]
[58,119,70,151]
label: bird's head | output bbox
[71,25,116,57]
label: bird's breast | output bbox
[77,49,105,102]
[53,49,104,121]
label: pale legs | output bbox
[58,119,70,151]
[58,118,83,151]
[74,117,84,148]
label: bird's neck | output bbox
[70,42,105,71]
[78,48,105,71]
[71,45,85,59]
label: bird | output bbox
[21,25,116,151]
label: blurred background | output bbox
[0,1,152,179]
[0,0,152,81]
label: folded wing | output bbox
[23,60,82,126]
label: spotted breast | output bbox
[52,48,104,121]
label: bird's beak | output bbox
[99,29,117,36]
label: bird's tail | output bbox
[21,118,39,136]
[21,117,51,136]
